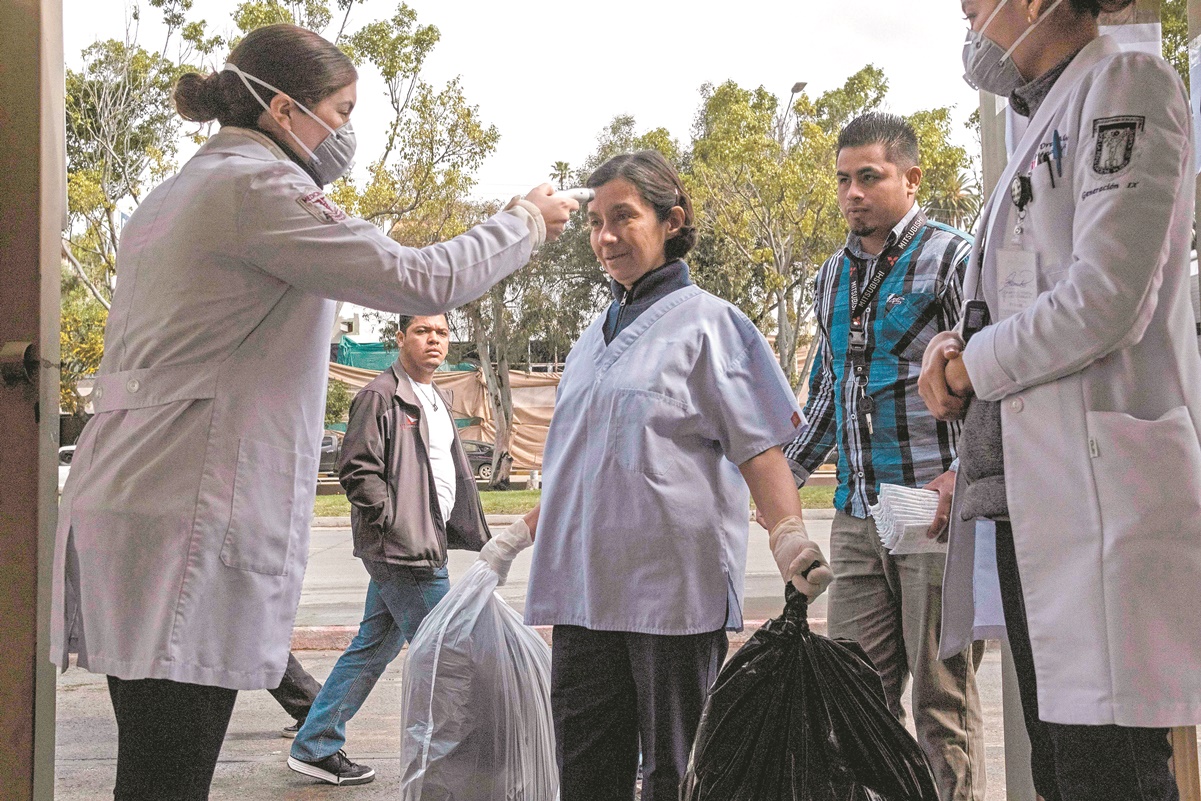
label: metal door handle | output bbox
[1,341,38,387]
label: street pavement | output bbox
[54,511,1014,799]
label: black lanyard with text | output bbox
[846,210,927,434]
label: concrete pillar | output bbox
[0,0,65,798]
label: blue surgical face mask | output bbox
[962,0,1065,96]
[223,62,356,186]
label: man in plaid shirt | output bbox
[783,113,984,801]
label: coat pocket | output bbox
[878,292,939,362]
[607,388,689,477]
[220,437,311,576]
[1088,407,1201,541]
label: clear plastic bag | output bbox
[681,585,940,801]
[400,560,557,801]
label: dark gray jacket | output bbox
[338,363,490,567]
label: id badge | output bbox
[996,249,1039,320]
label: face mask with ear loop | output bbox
[223,62,356,186]
[962,0,1066,96]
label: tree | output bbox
[324,379,353,427]
[327,7,498,244]
[688,67,976,388]
[60,0,227,407]
[59,282,107,416]
[62,0,498,418]
[908,108,979,231]
[688,77,852,388]
[61,24,207,404]
[549,161,571,190]
[1162,0,1189,92]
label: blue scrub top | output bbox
[524,286,805,635]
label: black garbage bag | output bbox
[680,585,939,801]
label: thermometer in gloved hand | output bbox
[555,187,594,203]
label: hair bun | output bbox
[173,71,224,123]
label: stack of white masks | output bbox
[868,484,946,555]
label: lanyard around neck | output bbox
[848,210,927,331]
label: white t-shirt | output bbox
[408,375,457,522]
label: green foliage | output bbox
[1162,0,1189,93]
[60,281,108,415]
[313,485,836,518]
[909,108,978,231]
[62,31,192,406]
[324,379,353,426]
[687,66,976,388]
[549,161,571,189]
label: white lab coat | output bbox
[945,36,1201,727]
[51,127,533,689]
[524,286,803,635]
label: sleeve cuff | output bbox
[789,460,810,489]
[962,325,1020,402]
[502,198,546,251]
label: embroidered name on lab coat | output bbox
[297,191,348,224]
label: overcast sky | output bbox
[65,0,983,199]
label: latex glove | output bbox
[478,518,534,586]
[769,516,832,601]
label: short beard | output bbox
[850,223,878,239]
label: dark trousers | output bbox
[550,625,727,801]
[994,523,1178,801]
[107,676,238,801]
[266,651,321,722]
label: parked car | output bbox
[58,445,76,493]
[461,439,495,481]
[319,431,343,474]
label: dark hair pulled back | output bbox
[585,151,696,261]
[173,23,357,127]
[1068,0,1137,15]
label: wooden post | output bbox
[1173,727,1201,801]
[0,0,65,797]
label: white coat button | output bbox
[1009,398,1024,413]
[127,379,140,393]
[857,471,865,478]
[92,386,103,400]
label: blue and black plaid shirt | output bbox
[783,204,971,518]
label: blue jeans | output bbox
[291,561,449,762]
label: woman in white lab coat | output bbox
[921,1,1201,798]
[51,23,574,799]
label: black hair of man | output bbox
[837,113,920,171]
[396,315,415,335]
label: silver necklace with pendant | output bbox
[414,381,439,411]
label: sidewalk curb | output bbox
[313,508,838,529]
[291,618,828,651]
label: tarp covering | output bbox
[327,362,559,471]
[336,337,398,371]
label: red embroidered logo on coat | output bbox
[791,411,802,428]
[297,191,348,224]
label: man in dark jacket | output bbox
[288,314,491,786]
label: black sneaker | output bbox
[287,750,375,785]
[281,720,303,738]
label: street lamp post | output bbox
[778,81,808,146]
